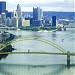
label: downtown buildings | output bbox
[0,2,30,27]
[0,1,57,28]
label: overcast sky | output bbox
[0,0,75,12]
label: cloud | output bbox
[6,0,63,4]
[21,7,74,12]
[1,0,74,12]
[64,0,74,3]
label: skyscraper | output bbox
[0,15,2,24]
[33,7,42,21]
[6,12,12,19]
[33,7,43,26]
[18,17,22,27]
[6,17,11,26]
[52,16,56,26]
[11,10,18,27]
[0,1,6,14]
[1,13,6,25]
[17,4,21,17]
[11,10,18,18]
[11,17,18,27]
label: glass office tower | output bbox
[0,1,6,14]
[33,7,42,21]
[52,16,56,26]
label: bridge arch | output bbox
[10,36,67,53]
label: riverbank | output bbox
[0,33,16,60]
[0,45,15,60]
[20,26,57,31]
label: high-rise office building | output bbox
[6,17,11,26]
[40,9,43,20]
[11,10,18,18]
[11,17,18,27]
[0,1,6,14]
[17,4,21,17]
[52,16,56,26]
[18,17,22,27]
[11,10,18,27]
[33,7,43,21]
[0,15,2,24]
[33,7,43,26]
[6,12,12,19]
[1,13,6,25]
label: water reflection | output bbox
[0,54,8,60]
[0,64,69,75]
[0,45,15,60]
[51,33,57,38]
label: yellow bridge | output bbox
[0,36,75,68]
[0,36,75,55]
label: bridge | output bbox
[0,36,75,54]
[0,36,67,53]
[0,36,75,68]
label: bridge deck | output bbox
[0,52,75,56]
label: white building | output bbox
[11,10,18,27]
[1,13,6,25]
[17,4,21,18]
[11,10,18,18]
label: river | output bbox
[0,24,75,75]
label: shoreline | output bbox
[16,29,57,32]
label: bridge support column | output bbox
[67,51,70,68]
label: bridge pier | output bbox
[67,51,70,68]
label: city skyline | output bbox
[0,0,74,12]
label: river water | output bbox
[0,24,75,75]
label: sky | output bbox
[0,0,75,12]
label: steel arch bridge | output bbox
[0,36,66,53]
[0,36,75,56]
[0,36,75,68]
[14,36,67,53]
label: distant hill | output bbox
[22,11,75,19]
